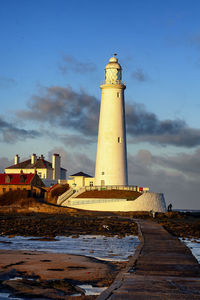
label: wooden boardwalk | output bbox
[97,219,200,300]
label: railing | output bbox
[57,188,75,205]
[58,185,149,206]
[85,185,140,192]
[71,187,86,198]
[100,80,125,85]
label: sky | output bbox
[0,0,200,209]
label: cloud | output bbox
[59,55,96,74]
[128,149,200,210]
[126,102,200,147]
[17,85,100,136]
[17,85,200,148]
[60,133,95,148]
[152,148,200,178]
[133,148,200,180]
[0,156,13,172]
[0,76,16,88]
[131,68,149,82]
[0,116,40,143]
[131,129,200,148]
[48,147,95,176]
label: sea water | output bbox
[0,235,199,262]
[0,234,139,261]
[180,238,200,263]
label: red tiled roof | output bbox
[0,173,35,185]
[48,184,59,192]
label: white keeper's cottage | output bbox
[5,153,67,186]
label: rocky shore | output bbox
[0,212,138,237]
[155,211,200,238]
[0,210,199,238]
[0,207,199,299]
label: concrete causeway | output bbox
[97,219,200,300]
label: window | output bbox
[101,172,104,175]
[20,175,26,183]
[117,92,120,98]
[38,172,42,178]
[118,137,122,143]
[89,181,93,187]
[5,175,11,183]
[3,188,6,193]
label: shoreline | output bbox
[0,210,200,238]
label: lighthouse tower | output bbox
[95,55,128,186]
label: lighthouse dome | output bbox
[105,56,122,83]
[105,56,122,70]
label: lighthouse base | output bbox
[61,192,166,213]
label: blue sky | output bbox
[0,0,200,209]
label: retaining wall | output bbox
[62,192,166,212]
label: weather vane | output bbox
[114,53,117,57]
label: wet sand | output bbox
[0,250,125,299]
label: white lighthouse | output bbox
[95,55,128,186]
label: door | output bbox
[101,180,105,186]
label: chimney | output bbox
[40,154,44,160]
[14,154,20,165]
[31,154,37,165]
[52,153,61,181]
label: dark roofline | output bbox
[6,158,67,171]
[70,171,92,178]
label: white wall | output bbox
[62,192,166,212]
[5,168,54,180]
[62,176,95,189]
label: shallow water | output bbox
[0,234,139,261]
[0,293,21,300]
[77,284,107,295]
[180,238,200,263]
[0,235,139,299]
